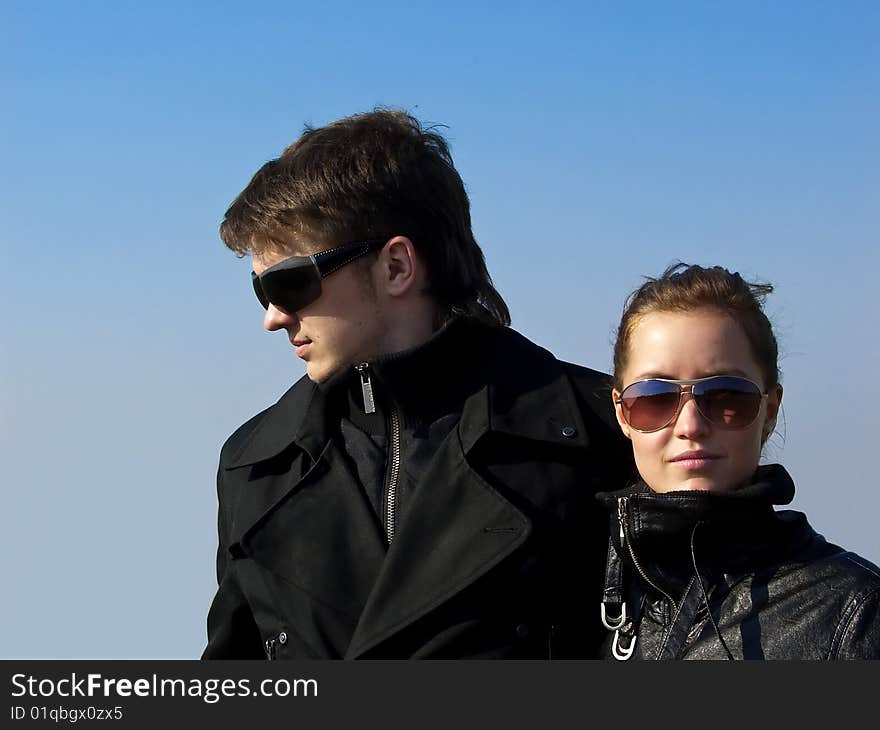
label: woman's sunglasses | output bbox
[251,238,386,313]
[616,375,767,433]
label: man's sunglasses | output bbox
[616,375,768,433]
[251,238,386,313]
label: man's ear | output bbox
[762,384,783,443]
[378,236,420,297]
[612,389,632,440]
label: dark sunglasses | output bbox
[251,238,386,313]
[616,375,767,433]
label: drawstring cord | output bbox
[690,521,735,661]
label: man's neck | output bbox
[374,298,439,357]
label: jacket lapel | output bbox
[345,424,531,658]
[224,378,387,621]
[237,441,387,621]
[345,351,591,658]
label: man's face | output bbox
[252,248,386,382]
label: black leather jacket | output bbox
[596,465,880,660]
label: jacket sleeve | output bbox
[201,461,265,659]
[832,585,880,659]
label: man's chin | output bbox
[305,367,328,383]
[305,360,339,384]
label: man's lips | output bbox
[290,338,312,357]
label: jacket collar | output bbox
[225,319,591,470]
[224,376,326,468]
[596,463,796,515]
[597,464,804,597]
[458,322,592,453]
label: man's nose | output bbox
[263,303,297,332]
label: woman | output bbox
[598,263,880,659]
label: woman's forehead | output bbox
[626,310,762,381]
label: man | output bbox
[202,109,633,659]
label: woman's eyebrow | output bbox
[629,368,754,380]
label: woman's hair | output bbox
[613,263,779,391]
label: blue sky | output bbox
[2,1,878,657]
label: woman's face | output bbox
[613,310,782,493]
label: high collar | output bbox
[597,464,804,598]
[223,318,593,470]
[318,316,489,425]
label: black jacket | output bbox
[202,318,633,659]
[596,465,880,660]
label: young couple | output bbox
[202,109,879,660]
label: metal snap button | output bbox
[515,623,529,638]
[561,426,577,438]
[278,631,288,644]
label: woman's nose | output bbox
[672,392,710,438]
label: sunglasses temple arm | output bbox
[313,239,384,277]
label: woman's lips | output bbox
[669,450,721,470]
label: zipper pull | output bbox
[264,636,277,660]
[356,363,376,414]
[617,496,627,546]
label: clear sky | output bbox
[2,1,877,658]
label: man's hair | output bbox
[613,263,780,392]
[220,108,510,326]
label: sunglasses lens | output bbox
[693,377,763,428]
[252,259,322,313]
[251,272,270,309]
[620,377,764,432]
[620,380,682,431]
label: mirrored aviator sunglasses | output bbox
[251,238,386,313]
[617,375,767,433]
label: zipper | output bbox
[356,363,376,414]
[384,408,401,543]
[618,497,675,608]
[356,362,401,544]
